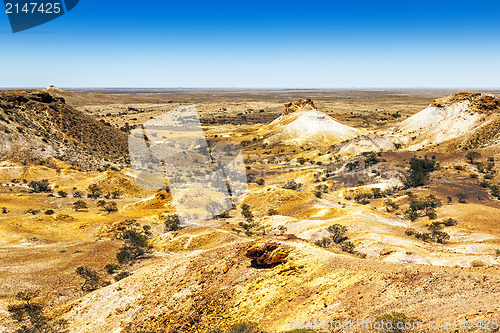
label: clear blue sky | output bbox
[1,0,500,88]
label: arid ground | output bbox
[1,88,500,332]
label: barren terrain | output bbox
[1,88,500,332]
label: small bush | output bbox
[466,151,481,164]
[255,178,265,186]
[29,180,51,193]
[404,156,437,188]
[268,208,277,216]
[103,201,118,213]
[44,209,55,215]
[164,214,180,232]
[283,179,302,191]
[76,266,100,292]
[105,264,120,274]
[114,271,131,281]
[57,190,68,198]
[73,191,84,198]
[457,193,467,203]
[73,200,87,211]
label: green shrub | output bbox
[283,179,302,191]
[29,180,51,193]
[457,193,467,203]
[103,201,118,213]
[116,220,152,264]
[105,264,120,274]
[114,271,131,281]
[73,200,87,211]
[76,266,100,292]
[164,214,180,232]
[465,151,481,164]
[404,156,437,188]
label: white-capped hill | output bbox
[396,92,500,150]
[264,108,365,146]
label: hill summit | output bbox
[264,99,365,146]
[0,90,129,170]
[397,92,500,150]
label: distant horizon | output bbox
[2,1,500,88]
[2,87,500,92]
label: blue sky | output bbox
[1,0,500,88]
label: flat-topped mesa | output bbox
[431,92,500,114]
[283,98,317,115]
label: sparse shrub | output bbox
[425,207,437,220]
[362,151,380,167]
[111,190,122,199]
[340,241,355,253]
[384,199,399,212]
[466,151,481,164]
[164,214,180,232]
[57,190,68,198]
[346,161,360,171]
[404,194,442,221]
[495,249,500,256]
[8,290,68,333]
[87,183,101,199]
[73,200,87,211]
[327,224,348,244]
[116,220,152,264]
[297,157,306,165]
[206,201,230,218]
[447,196,453,204]
[241,203,254,223]
[25,209,39,215]
[457,193,467,203]
[73,191,83,198]
[442,218,458,226]
[76,266,100,292]
[44,210,54,215]
[105,264,120,274]
[283,179,302,191]
[103,201,118,213]
[1,207,8,214]
[373,312,421,333]
[394,143,402,150]
[268,208,277,216]
[28,179,51,193]
[255,178,265,186]
[114,271,131,281]
[404,156,437,188]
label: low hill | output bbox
[263,100,365,146]
[396,92,500,151]
[0,90,129,170]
